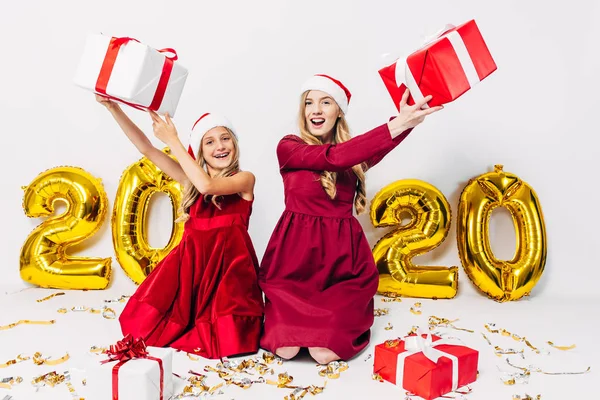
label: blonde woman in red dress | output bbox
[259,75,442,364]
[97,96,263,359]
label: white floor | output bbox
[0,285,597,400]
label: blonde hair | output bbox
[176,127,240,222]
[298,91,367,215]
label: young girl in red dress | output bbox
[258,75,443,364]
[96,96,263,359]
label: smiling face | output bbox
[302,90,342,143]
[198,126,237,176]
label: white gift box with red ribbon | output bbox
[84,346,174,400]
[74,33,188,116]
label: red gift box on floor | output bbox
[373,334,478,400]
[379,19,496,110]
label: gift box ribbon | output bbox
[101,334,164,400]
[95,36,178,112]
[394,24,481,108]
[395,332,459,392]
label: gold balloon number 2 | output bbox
[371,165,547,302]
[20,149,183,290]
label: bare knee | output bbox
[275,346,300,360]
[309,347,340,365]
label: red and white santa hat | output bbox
[187,112,236,159]
[300,74,352,114]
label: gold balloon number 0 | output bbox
[20,150,183,289]
[371,165,546,302]
[112,151,184,285]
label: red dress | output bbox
[259,123,412,360]
[119,193,264,359]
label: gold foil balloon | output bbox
[370,179,458,299]
[20,166,111,289]
[112,148,184,284]
[457,165,547,302]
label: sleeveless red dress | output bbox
[259,123,412,360]
[119,193,264,359]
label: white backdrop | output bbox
[2,0,599,300]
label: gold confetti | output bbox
[57,306,116,320]
[0,354,30,369]
[89,346,107,354]
[374,308,389,317]
[316,361,348,379]
[103,295,131,304]
[409,302,422,315]
[381,292,402,303]
[384,322,393,330]
[372,373,384,382]
[267,372,294,388]
[31,371,65,387]
[513,395,541,400]
[494,346,524,358]
[485,323,539,353]
[0,376,23,389]
[429,316,474,333]
[36,292,65,303]
[0,320,55,331]
[547,341,576,351]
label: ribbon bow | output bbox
[102,334,148,364]
[395,329,460,391]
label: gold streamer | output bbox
[32,352,70,366]
[506,358,591,376]
[547,341,576,351]
[0,320,55,331]
[36,292,65,303]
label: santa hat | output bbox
[300,74,352,114]
[187,113,236,159]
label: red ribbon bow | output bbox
[102,334,148,364]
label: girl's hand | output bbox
[149,110,179,146]
[95,94,119,111]
[388,89,443,135]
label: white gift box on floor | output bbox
[74,33,188,116]
[85,346,174,400]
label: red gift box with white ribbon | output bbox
[379,20,496,110]
[373,333,478,400]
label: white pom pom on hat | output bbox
[187,113,236,159]
[300,74,352,114]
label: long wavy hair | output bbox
[298,91,367,214]
[176,127,240,222]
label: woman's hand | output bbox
[149,110,179,146]
[387,89,443,137]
